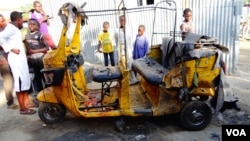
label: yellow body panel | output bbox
[140,78,160,107]
[147,45,220,97]
[37,87,59,103]
[117,56,131,111]
[152,86,182,116]
[163,54,220,97]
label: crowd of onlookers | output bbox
[0,1,55,115]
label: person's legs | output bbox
[128,57,138,85]
[33,70,43,92]
[28,58,44,107]
[129,70,138,85]
[30,58,44,94]
[16,78,36,115]
[32,62,43,109]
[103,53,109,66]
[28,59,38,95]
[109,52,115,66]
[114,49,119,65]
[17,91,36,115]
[24,90,38,108]
[0,63,17,108]
[16,92,26,111]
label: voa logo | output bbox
[226,129,247,136]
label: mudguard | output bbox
[37,87,59,104]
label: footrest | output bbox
[92,66,122,82]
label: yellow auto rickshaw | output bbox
[37,1,229,131]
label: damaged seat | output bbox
[92,66,122,101]
[132,37,173,85]
[92,66,122,82]
[132,57,168,85]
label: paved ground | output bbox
[0,40,250,141]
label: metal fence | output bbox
[43,0,243,75]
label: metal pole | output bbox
[122,0,128,69]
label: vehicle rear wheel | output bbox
[180,101,212,131]
[38,102,66,124]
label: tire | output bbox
[180,101,212,131]
[38,102,66,124]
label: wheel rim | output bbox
[44,105,61,120]
[190,109,205,125]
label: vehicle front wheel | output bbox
[180,101,212,131]
[38,102,66,124]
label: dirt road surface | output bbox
[0,41,250,141]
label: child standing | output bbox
[98,21,115,66]
[180,8,194,40]
[115,15,138,85]
[30,1,56,49]
[25,18,49,99]
[133,25,149,60]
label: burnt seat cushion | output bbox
[132,58,168,85]
[92,66,122,82]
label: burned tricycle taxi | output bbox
[37,0,238,131]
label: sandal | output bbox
[20,109,37,115]
[26,103,39,108]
